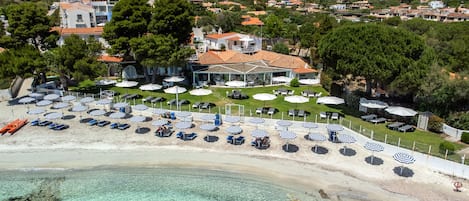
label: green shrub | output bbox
[447,112,469,130]
[290,78,299,87]
[461,132,469,144]
[320,72,332,91]
[428,115,444,133]
[439,142,456,155]
[77,79,95,89]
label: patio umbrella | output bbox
[298,79,320,85]
[251,129,268,138]
[248,117,265,125]
[200,124,217,131]
[337,134,356,155]
[280,130,296,152]
[284,95,309,104]
[139,83,162,91]
[303,122,318,130]
[164,76,185,83]
[326,124,343,132]
[359,98,388,109]
[200,114,215,122]
[164,86,187,110]
[61,95,76,102]
[272,76,292,83]
[152,119,169,127]
[175,121,192,129]
[19,97,36,104]
[152,108,167,115]
[308,133,326,153]
[36,100,53,107]
[224,116,241,124]
[45,112,63,120]
[317,96,345,105]
[385,106,417,117]
[90,109,106,116]
[189,88,213,96]
[393,152,416,176]
[176,111,192,119]
[28,108,45,115]
[113,102,129,108]
[71,105,88,120]
[225,81,246,87]
[364,142,384,164]
[226,125,242,134]
[95,79,117,86]
[29,92,44,99]
[96,99,112,105]
[133,104,148,111]
[130,115,146,133]
[276,120,292,128]
[80,97,95,104]
[52,102,69,109]
[115,80,139,88]
[109,112,126,119]
[43,94,60,101]
[253,93,277,107]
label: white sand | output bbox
[0,101,468,201]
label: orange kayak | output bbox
[0,119,28,135]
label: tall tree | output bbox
[102,0,151,56]
[0,45,45,79]
[5,2,58,51]
[45,35,104,90]
[215,11,241,33]
[318,24,431,97]
[263,14,284,45]
[149,0,194,44]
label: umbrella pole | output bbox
[315,144,318,153]
[400,166,404,175]
[371,152,375,164]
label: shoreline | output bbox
[1,101,469,201]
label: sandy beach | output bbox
[0,100,468,201]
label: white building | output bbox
[59,0,116,28]
[203,32,262,54]
[428,1,445,9]
[329,4,347,10]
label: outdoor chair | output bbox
[167,99,177,105]
[288,109,295,116]
[235,136,245,145]
[281,91,288,96]
[301,91,307,97]
[387,122,405,130]
[185,133,197,140]
[30,119,40,126]
[201,102,212,109]
[178,99,189,106]
[226,135,234,143]
[298,110,306,117]
[288,90,294,95]
[87,119,98,126]
[192,102,201,109]
[320,112,328,119]
[120,94,130,99]
[142,96,154,103]
[369,117,386,124]
[97,120,110,127]
[118,123,130,130]
[110,123,119,129]
[126,94,138,99]
[331,113,339,120]
[308,93,316,98]
[256,108,263,114]
[315,92,322,97]
[267,107,276,115]
[361,114,377,121]
[398,125,415,132]
[151,97,163,103]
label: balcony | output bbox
[231,46,259,54]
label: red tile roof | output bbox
[52,27,104,35]
[97,55,124,63]
[205,32,237,39]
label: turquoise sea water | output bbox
[0,167,321,201]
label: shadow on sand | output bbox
[393,166,414,177]
[311,146,328,154]
[282,144,299,153]
[364,156,384,165]
[135,127,151,134]
[204,135,219,143]
[339,148,357,156]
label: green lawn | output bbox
[76,84,467,164]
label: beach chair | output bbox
[162,129,174,137]
[288,109,295,116]
[118,123,130,130]
[192,102,201,109]
[54,124,69,130]
[48,123,58,129]
[88,119,98,126]
[151,97,163,103]
[369,117,386,124]
[256,108,263,114]
[331,113,339,120]
[267,107,276,115]
[288,90,294,95]
[361,114,377,121]
[120,94,130,99]
[176,131,184,139]
[38,120,52,126]
[201,102,212,109]
[398,125,415,132]
[97,120,110,127]
[110,123,119,129]
[235,136,245,145]
[167,99,177,105]
[315,92,322,97]
[178,99,189,106]
[387,122,405,130]
[142,96,154,103]
[186,133,197,140]
[30,119,40,126]
[298,110,306,117]
[320,112,327,119]
[226,135,234,144]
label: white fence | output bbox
[442,123,468,140]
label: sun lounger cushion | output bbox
[320,112,327,119]
[361,114,377,121]
[298,110,305,117]
[398,125,415,132]
[387,122,405,130]
[331,113,339,120]
[369,117,386,124]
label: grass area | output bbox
[72,84,467,164]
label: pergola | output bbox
[193,60,292,86]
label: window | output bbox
[77,14,83,22]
